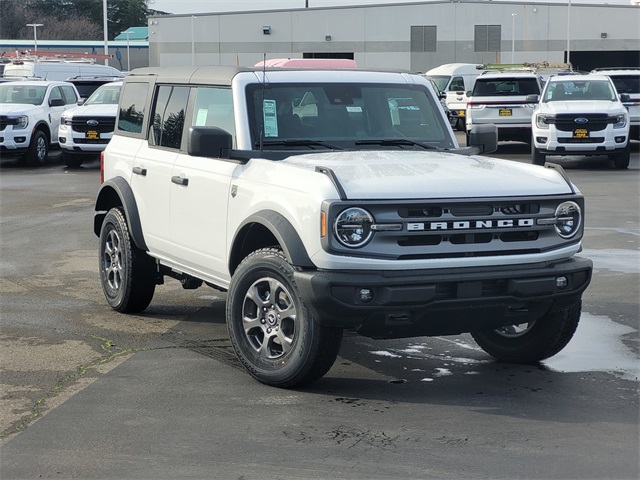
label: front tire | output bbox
[532,146,546,166]
[611,146,630,169]
[471,300,582,364]
[99,207,156,313]
[227,248,343,388]
[26,130,48,166]
[63,152,84,168]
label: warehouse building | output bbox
[147,0,639,72]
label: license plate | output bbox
[499,108,512,116]
[573,128,589,138]
[86,130,100,140]
[458,110,465,116]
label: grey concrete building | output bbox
[148,0,640,72]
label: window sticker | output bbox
[195,108,208,126]
[263,99,278,137]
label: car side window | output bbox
[152,85,189,150]
[449,76,465,91]
[117,82,149,134]
[49,86,63,103]
[191,87,235,143]
[60,85,78,105]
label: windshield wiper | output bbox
[354,138,439,150]
[257,139,344,150]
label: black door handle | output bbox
[171,175,189,186]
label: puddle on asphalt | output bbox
[368,312,638,382]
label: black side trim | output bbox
[94,176,147,251]
[230,210,313,271]
[315,166,347,201]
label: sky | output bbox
[149,0,634,15]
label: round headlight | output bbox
[555,201,581,239]
[334,207,373,248]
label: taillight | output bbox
[100,151,104,184]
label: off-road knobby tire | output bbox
[226,248,343,388]
[611,147,630,169]
[471,300,582,364]
[26,130,48,166]
[99,207,156,313]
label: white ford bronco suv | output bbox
[94,66,592,388]
[0,80,79,165]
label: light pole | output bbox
[103,0,109,65]
[191,16,197,65]
[26,23,43,52]
[124,30,133,71]
[511,13,517,64]
[566,0,572,65]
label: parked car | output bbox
[0,80,80,164]
[591,67,640,141]
[59,81,122,168]
[530,74,631,168]
[466,70,542,144]
[93,66,592,388]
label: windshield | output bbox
[543,79,616,102]
[0,84,46,105]
[429,76,450,92]
[246,82,454,150]
[608,74,640,95]
[85,84,121,105]
[472,77,540,96]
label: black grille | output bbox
[0,115,19,132]
[71,116,115,133]
[558,137,604,144]
[551,113,612,132]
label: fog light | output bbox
[59,137,66,143]
[536,136,547,143]
[15,137,26,143]
[555,276,568,289]
[359,288,374,303]
[614,136,626,143]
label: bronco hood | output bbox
[283,150,575,199]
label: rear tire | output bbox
[99,207,156,313]
[471,300,581,364]
[611,146,630,169]
[26,130,48,166]
[227,248,343,388]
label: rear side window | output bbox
[152,85,189,150]
[60,85,78,105]
[118,82,149,134]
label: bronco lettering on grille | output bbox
[407,219,535,231]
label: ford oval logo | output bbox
[87,120,99,126]
[574,117,589,125]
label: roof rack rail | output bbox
[0,50,112,62]
[591,67,640,72]
[477,62,573,73]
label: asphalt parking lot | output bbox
[0,139,638,479]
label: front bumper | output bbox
[533,126,629,155]
[294,256,592,339]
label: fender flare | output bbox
[230,210,314,273]
[94,176,147,251]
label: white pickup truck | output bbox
[94,66,593,388]
[0,80,79,165]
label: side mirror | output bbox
[468,124,498,154]
[77,98,86,106]
[187,126,232,158]
[620,93,631,102]
[526,94,540,103]
[466,90,472,97]
[49,98,65,107]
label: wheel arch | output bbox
[32,121,51,143]
[94,176,147,251]
[229,210,314,276]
